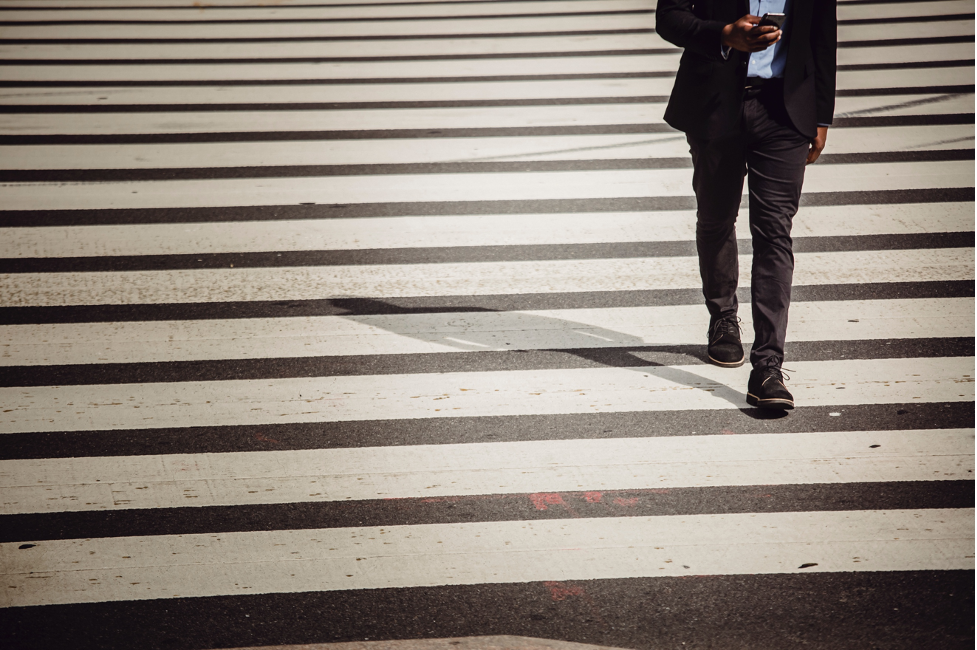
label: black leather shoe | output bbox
[747,367,794,410]
[707,317,745,367]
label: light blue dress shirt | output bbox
[747,0,791,78]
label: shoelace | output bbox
[710,317,742,340]
[760,367,793,383]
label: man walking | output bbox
[656,0,837,410]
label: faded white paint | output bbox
[1,356,973,434]
[1,298,972,365]
[2,509,973,607]
[1,429,972,514]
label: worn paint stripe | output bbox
[0,298,970,367]
[0,128,971,170]
[2,203,971,259]
[1,429,972,514]
[2,248,971,307]
[1,509,972,607]
[1,356,973,434]
[0,161,972,211]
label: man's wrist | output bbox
[721,23,733,48]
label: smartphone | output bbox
[757,12,786,29]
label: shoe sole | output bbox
[707,353,745,368]
[746,392,794,410]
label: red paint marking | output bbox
[721,428,737,435]
[529,493,564,510]
[613,497,639,507]
[584,491,603,503]
[543,581,585,601]
[254,433,280,444]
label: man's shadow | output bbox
[328,298,784,419]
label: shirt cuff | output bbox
[816,123,832,127]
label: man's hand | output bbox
[722,15,781,53]
[807,126,828,164]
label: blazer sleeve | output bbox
[810,0,838,126]
[656,0,729,59]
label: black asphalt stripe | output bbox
[840,58,975,71]
[3,481,972,544]
[0,571,972,650]
[0,72,684,88]
[2,150,972,184]
[0,28,657,45]
[0,0,615,10]
[0,122,680,145]
[0,0,595,10]
[0,53,967,68]
[1,114,970,145]
[0,400,970,461]
[0,9,654,26]
[837,83,975,96]
[839,34,975,48]
[2,232,971,275]
[0,96,675,113]
[4,67,975,89]
[0,32,970,47]
[844,0,975,5]
[1,187,972,228]
[0,10,965,27]
[0,48,684,65]
[3,338,971,388]
[1,279,970,326]
[4,159,701,184]
[840,12,974,25]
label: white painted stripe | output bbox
[0,13,660,39]
[11,0,968,22]
[2,81,970,108]
[0,78,667,106]
[0,39,966,66]
[1,247,971,307]
[0,54,686,82]
[840,0,974,20]
[2,509,972,607]
[834,93,975,118]
[3,202,968,259]
[0,103,673,135]
[2,428,972,514]
[0,33,675,61]
[0,161,971,211]
[3,103,972,139]
[838,66,973,91]
[0,0,502,7]
[1,357,973,434]
[836,42,976,66]
[0,0,654,22]
[3,298,971,366]
[1,126,970,171]
[0,63,970,92]
[0,0,953,10]
[0,14,971,41]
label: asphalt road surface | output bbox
[0,0,974,648]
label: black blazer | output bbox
[656,0,837,139]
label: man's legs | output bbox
[743,92,811,370]
[686,132,747,328]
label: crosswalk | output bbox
[0,0,973,648]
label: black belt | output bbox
[745,76,783,89]
[744,76,783,97]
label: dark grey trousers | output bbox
[687,86,811,370]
